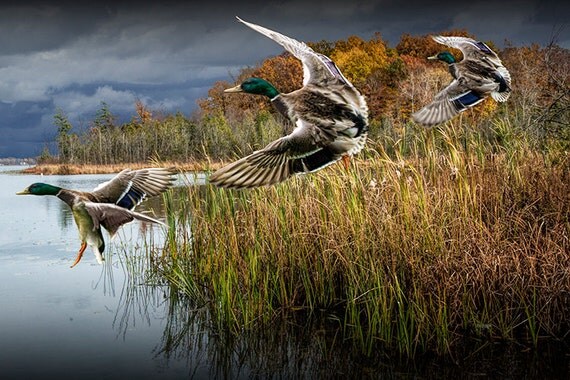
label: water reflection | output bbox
[112,248,165,340]
[150,292,570,378]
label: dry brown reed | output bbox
[156,121,570,355]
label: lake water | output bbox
[1,166,569,379]
[0,166,197,379]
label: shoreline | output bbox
[18,160,227,175]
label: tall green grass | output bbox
[154,119,570,355]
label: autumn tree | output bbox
[252,53,303,94]
[308,39,335,57]
[396,33,441,58]
[197,80,233,117]
[134,99,153,125]
[331,34,389,86]
[501,42,570,144]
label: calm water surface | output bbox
[0,166,195,379]
[1,166,569,379]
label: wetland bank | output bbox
[4,129,570,376]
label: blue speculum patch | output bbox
[117,188,146,209]
[453,91,483,110]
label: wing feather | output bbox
[91,167,175,209]
[432,36,499,60]
[236,16,351,87]
[412,80,479,127]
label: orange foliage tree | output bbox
[331,34,389,86]
[252,53,303,96]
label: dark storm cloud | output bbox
[0,101,52,157]
[0,0,567,157]
[0,3,110,55]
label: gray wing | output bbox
[209,119,341,189]
[236,16,352,87]
[84,202,166,238]
[91,167,175,209]
[412,79,485,127]
[432,36,499,61]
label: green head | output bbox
[428,51,456,64]
[224,77,280,98]
[16,183,61,196]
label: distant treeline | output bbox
[47,31,569,165]
[0,157,36,165]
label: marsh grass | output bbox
[154,120,570,355]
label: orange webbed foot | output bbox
[70,242,88,268]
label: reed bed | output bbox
[155,120,570,355]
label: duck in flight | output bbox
[17,167,176,267]
[209,17,369,189]
[412,35,511,127]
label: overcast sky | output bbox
[1,0,568,158]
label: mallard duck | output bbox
[16,167,176,268]
[412,35,511,127]
[209,16,369,189]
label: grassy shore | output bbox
[26,120,570,356]
[20,160,225,175]
[152,120,569,355]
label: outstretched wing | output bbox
[236,16,352,87]
[84,202,166,238]
[432,36,499,61]
[209,116,346,189]
[412,79,486,127]
[91,167,175,210]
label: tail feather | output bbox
[130,210,167,227]
[489,72,511,102]
[491,90,510,102]
[92,244,104,264]
[496,66,511,85]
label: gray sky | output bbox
[1,0,568,157]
